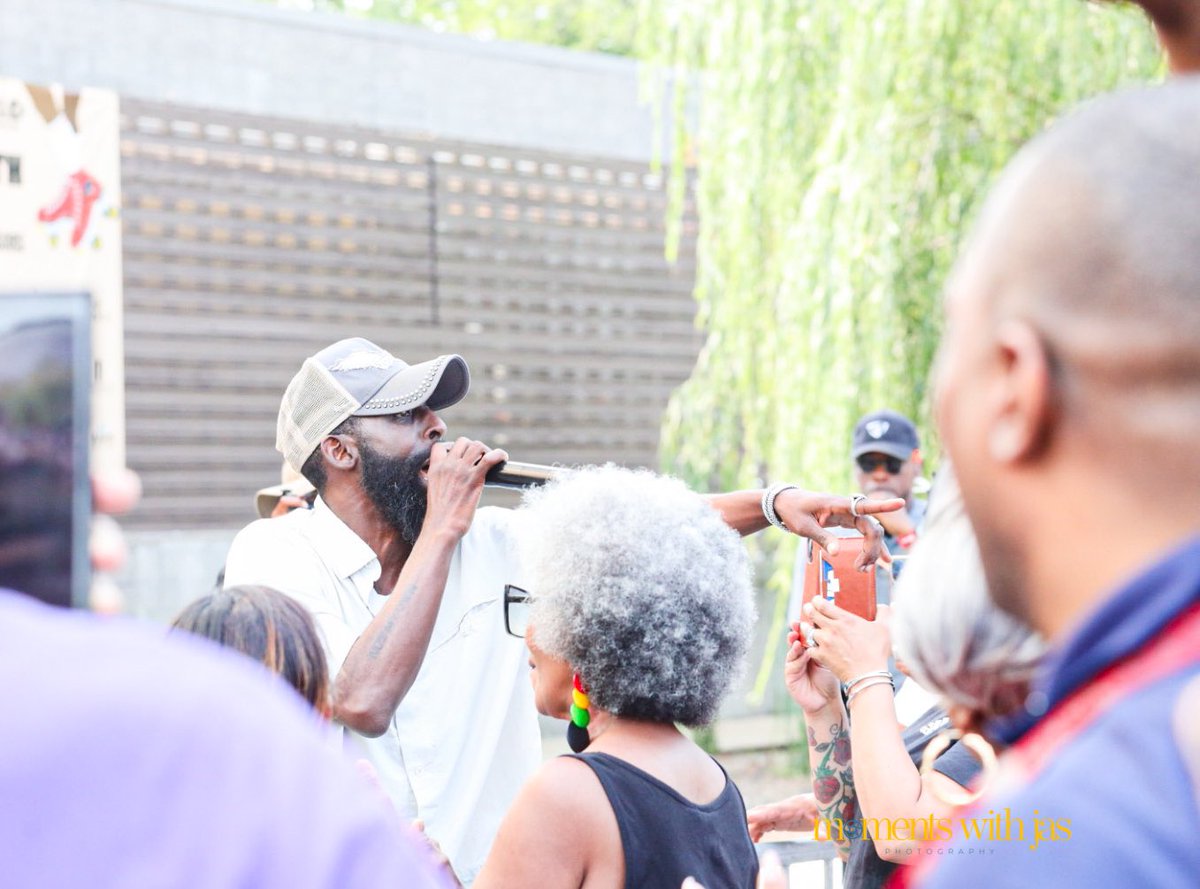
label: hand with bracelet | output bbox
[799,596,893,688]
[767,486,903,572]
[783,595,979,879]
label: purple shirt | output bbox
[0,589,455,889]
[920,537,1200,888]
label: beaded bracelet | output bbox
[846,676,895,709]
[761,483,799,532]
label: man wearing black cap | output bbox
[223,337,900,884]
[851,409,926,555]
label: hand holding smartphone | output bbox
[798,533,879,646]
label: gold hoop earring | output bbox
[920,730,999,807]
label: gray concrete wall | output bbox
[117,528,237,622]
[0,0,664,161]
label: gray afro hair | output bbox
[517,465,755,726]
[891,464,1047,720]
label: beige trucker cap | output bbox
[275,337,470,473]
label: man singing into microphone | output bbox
[223,337,899,884]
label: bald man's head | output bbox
[1126,0,1194,32]
[937,79,1200,629]
[1100,1,1200,73]
[951,79,1200,455]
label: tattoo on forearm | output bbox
[809,719,856,857]
[367,582,417,659]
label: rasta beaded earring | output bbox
[567,673,591,753]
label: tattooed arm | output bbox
[784,633,857,861]
[804,597,975,862]
[805,698,857,860]
[333,540,458,737]
[333,436,507,736]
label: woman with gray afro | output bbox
[472,465,759,889]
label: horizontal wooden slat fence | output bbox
[119,98,700,529]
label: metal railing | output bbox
[756,840,840,889]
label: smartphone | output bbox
[0,292,91,607]
[799,532,878,644]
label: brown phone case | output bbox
[800,534,878,633]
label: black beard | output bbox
[358,439,430,545]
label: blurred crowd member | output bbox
[474,467,758,889]
[172,584,460,878]
[172,584,330,716]
[0,590,452,889]
[0,474,451,889]
[890,464,1045,736]
[222,336,899,883]
[1103,54,1200,821]
[927,81,1200,886]
[255,463,317,519]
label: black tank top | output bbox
[567,751,759,889]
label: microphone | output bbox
[484,460,559,490]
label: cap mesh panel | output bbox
[276,359,360,471]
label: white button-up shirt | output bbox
[223,499,540,884]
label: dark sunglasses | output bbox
[856,454,905,474]
[504,584,531,639]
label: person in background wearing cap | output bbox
[254,462,317,519]
[851,409,926,556]
[222,337,902,885]
[787,410,926,637]
[789,409,934,724]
